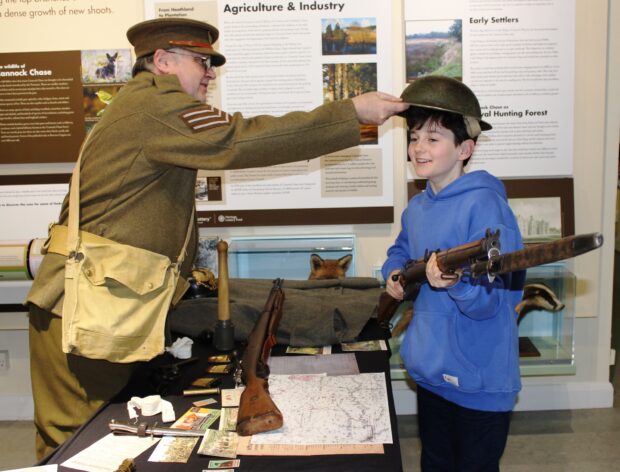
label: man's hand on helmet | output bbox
[352,91,410,125]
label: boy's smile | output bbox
[409,119,474,193]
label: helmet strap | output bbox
[463,116,481,138]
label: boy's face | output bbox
[408,119,474,193]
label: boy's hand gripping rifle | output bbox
[378,231,604,328]
[236,278,285,436]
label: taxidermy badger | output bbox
[515,282,564,325]
[308,254,353,280]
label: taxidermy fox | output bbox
[308,254,352,280]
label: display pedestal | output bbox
[519,336,541,357]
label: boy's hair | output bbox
[407,106,477,167]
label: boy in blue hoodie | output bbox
[382,75,525,471]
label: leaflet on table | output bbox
[61,433,159,472]
[172,406,221,430]
[404,0,575,178]
[144,0,396,214]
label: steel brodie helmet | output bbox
[400,75,491,138]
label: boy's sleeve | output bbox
[446,202,524,320]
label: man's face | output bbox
[165,49,216,102]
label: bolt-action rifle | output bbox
[236,278,285,436]
[378,231,603,328]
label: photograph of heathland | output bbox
[405,19,462,81]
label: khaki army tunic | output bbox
[26,71,361,315]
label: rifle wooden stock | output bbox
[237,378,283,436]
[378,292,404,329]
[377,231,604,328]
[236,278,284,436]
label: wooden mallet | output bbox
[214,240,235,351]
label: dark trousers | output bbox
[417,386,511,472]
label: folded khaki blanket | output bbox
[168,277,382,346]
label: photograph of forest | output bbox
[321,18,377,55]
[405,19,462,82]
[323,62,378,144]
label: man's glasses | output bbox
[168,50,212,72]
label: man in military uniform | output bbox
[25,17,408,458]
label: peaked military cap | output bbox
[127,18,226,66]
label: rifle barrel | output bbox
[471,232,603,277]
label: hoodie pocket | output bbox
[403,309,482,391]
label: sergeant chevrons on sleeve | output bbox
[180,105,232,132]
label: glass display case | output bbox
[221,235,356,280]
[388,262,577,379]
[517,263,576,376]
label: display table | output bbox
[40,319,403,472]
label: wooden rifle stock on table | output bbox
[236,278,285,436]
[378,231,604,328]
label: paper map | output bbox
[250,373,392,445]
